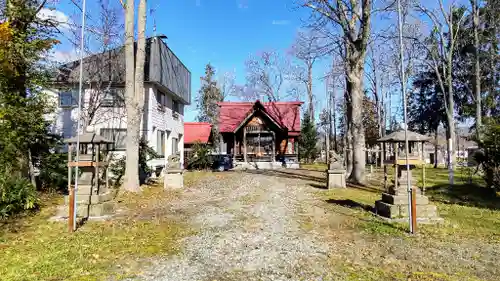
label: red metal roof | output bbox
[218,101,303,135]
[184,122,212,144]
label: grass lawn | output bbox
[309,166,500,281]
[0,173,214,281]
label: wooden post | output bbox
[422,141,426,195]
[233,134,236,162]
[96,145,100,194]
[68,144,74,232]
[394,142,399,191]
[411,187,417,232]
[272,132,276,163]
[243,128,247,163]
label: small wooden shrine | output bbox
[374,130,442,222]
[62,133,115,229]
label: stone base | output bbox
[381,193,429,205]
[56,201,116,218]
[164,169,183,189]
[327,170,346,189]
[375,200,439,218]
[64,191,114,205]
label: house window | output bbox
[100,128,127,150]
[172,137,178,155]
[157,130,165,156]
[102,88,125,107]
[59,91,77,107]
[172,100,179,113]
[156,90,166,110]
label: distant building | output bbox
[185,100,303,169]
[184,122,213,149]
[45,35,191,170]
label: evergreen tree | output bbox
[299,113,317,163]
[0,1,59,215]
[196,63,224,146]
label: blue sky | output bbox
[48,0,468,124]
[148,0,312,121]
[50,0,334,122]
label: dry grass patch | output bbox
[0,184,192,281]
[313,173,500,281]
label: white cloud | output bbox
[272,20,290,25]
[37,8,71,30]
[49,48,80,64]
[238,0,249,9]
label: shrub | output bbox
[109,138,159,187]
[0,173,38,218]
[187,141,212,170]
[36,152,67,192]
[482,123,500,190]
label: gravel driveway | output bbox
[131,171,336,281]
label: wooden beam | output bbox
[394,143,398,191]
[243,128,247,162]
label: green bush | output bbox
[109,155,126,187]
[37,152,67,192]
[482,123,500,190]
[0,174,38,218]
[187,142,212,170]
[109,139,159,187]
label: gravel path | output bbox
[131,171,336,281]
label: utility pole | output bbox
[325,72,331,163]
[71,0,87,232]
[397,0,416,234]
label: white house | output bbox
[46,35,191,170]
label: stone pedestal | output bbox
[375,166,441,222]
[164,169,183,189]
[58,166,115,218]
[327,169,346,189]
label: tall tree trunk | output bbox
[28,149,36,187]
[346,54,366,184]
[434,130,439,169]
[124,0,138,191]
[307,63,314,123]
[446,53,456,185]
[471,0,482,142]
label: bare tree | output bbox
[304,0,373,184]
[240,50,294,102]
[218,70,235,100]
[415,0,466,184]
[289,29,329,122]
[122,0,147,192]
[63,0,125,131]
[470,0,482,142]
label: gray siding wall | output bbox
[149,38,191,105]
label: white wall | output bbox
[145,85,184,168]
[45,85,185,169]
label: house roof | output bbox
[184,122,212,144]
[378,130,431,142]
[64,133,113,144]
[51,36,191,105]
[218,101,303,134]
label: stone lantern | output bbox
[375,130,442,222]
[62,133,115,224]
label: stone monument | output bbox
[164,154,183,189]
[326,150,346,189]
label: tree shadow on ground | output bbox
[242,169,327,183]
[325,199,375,213]
[425,183,500,210]
[323,198,407,233]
